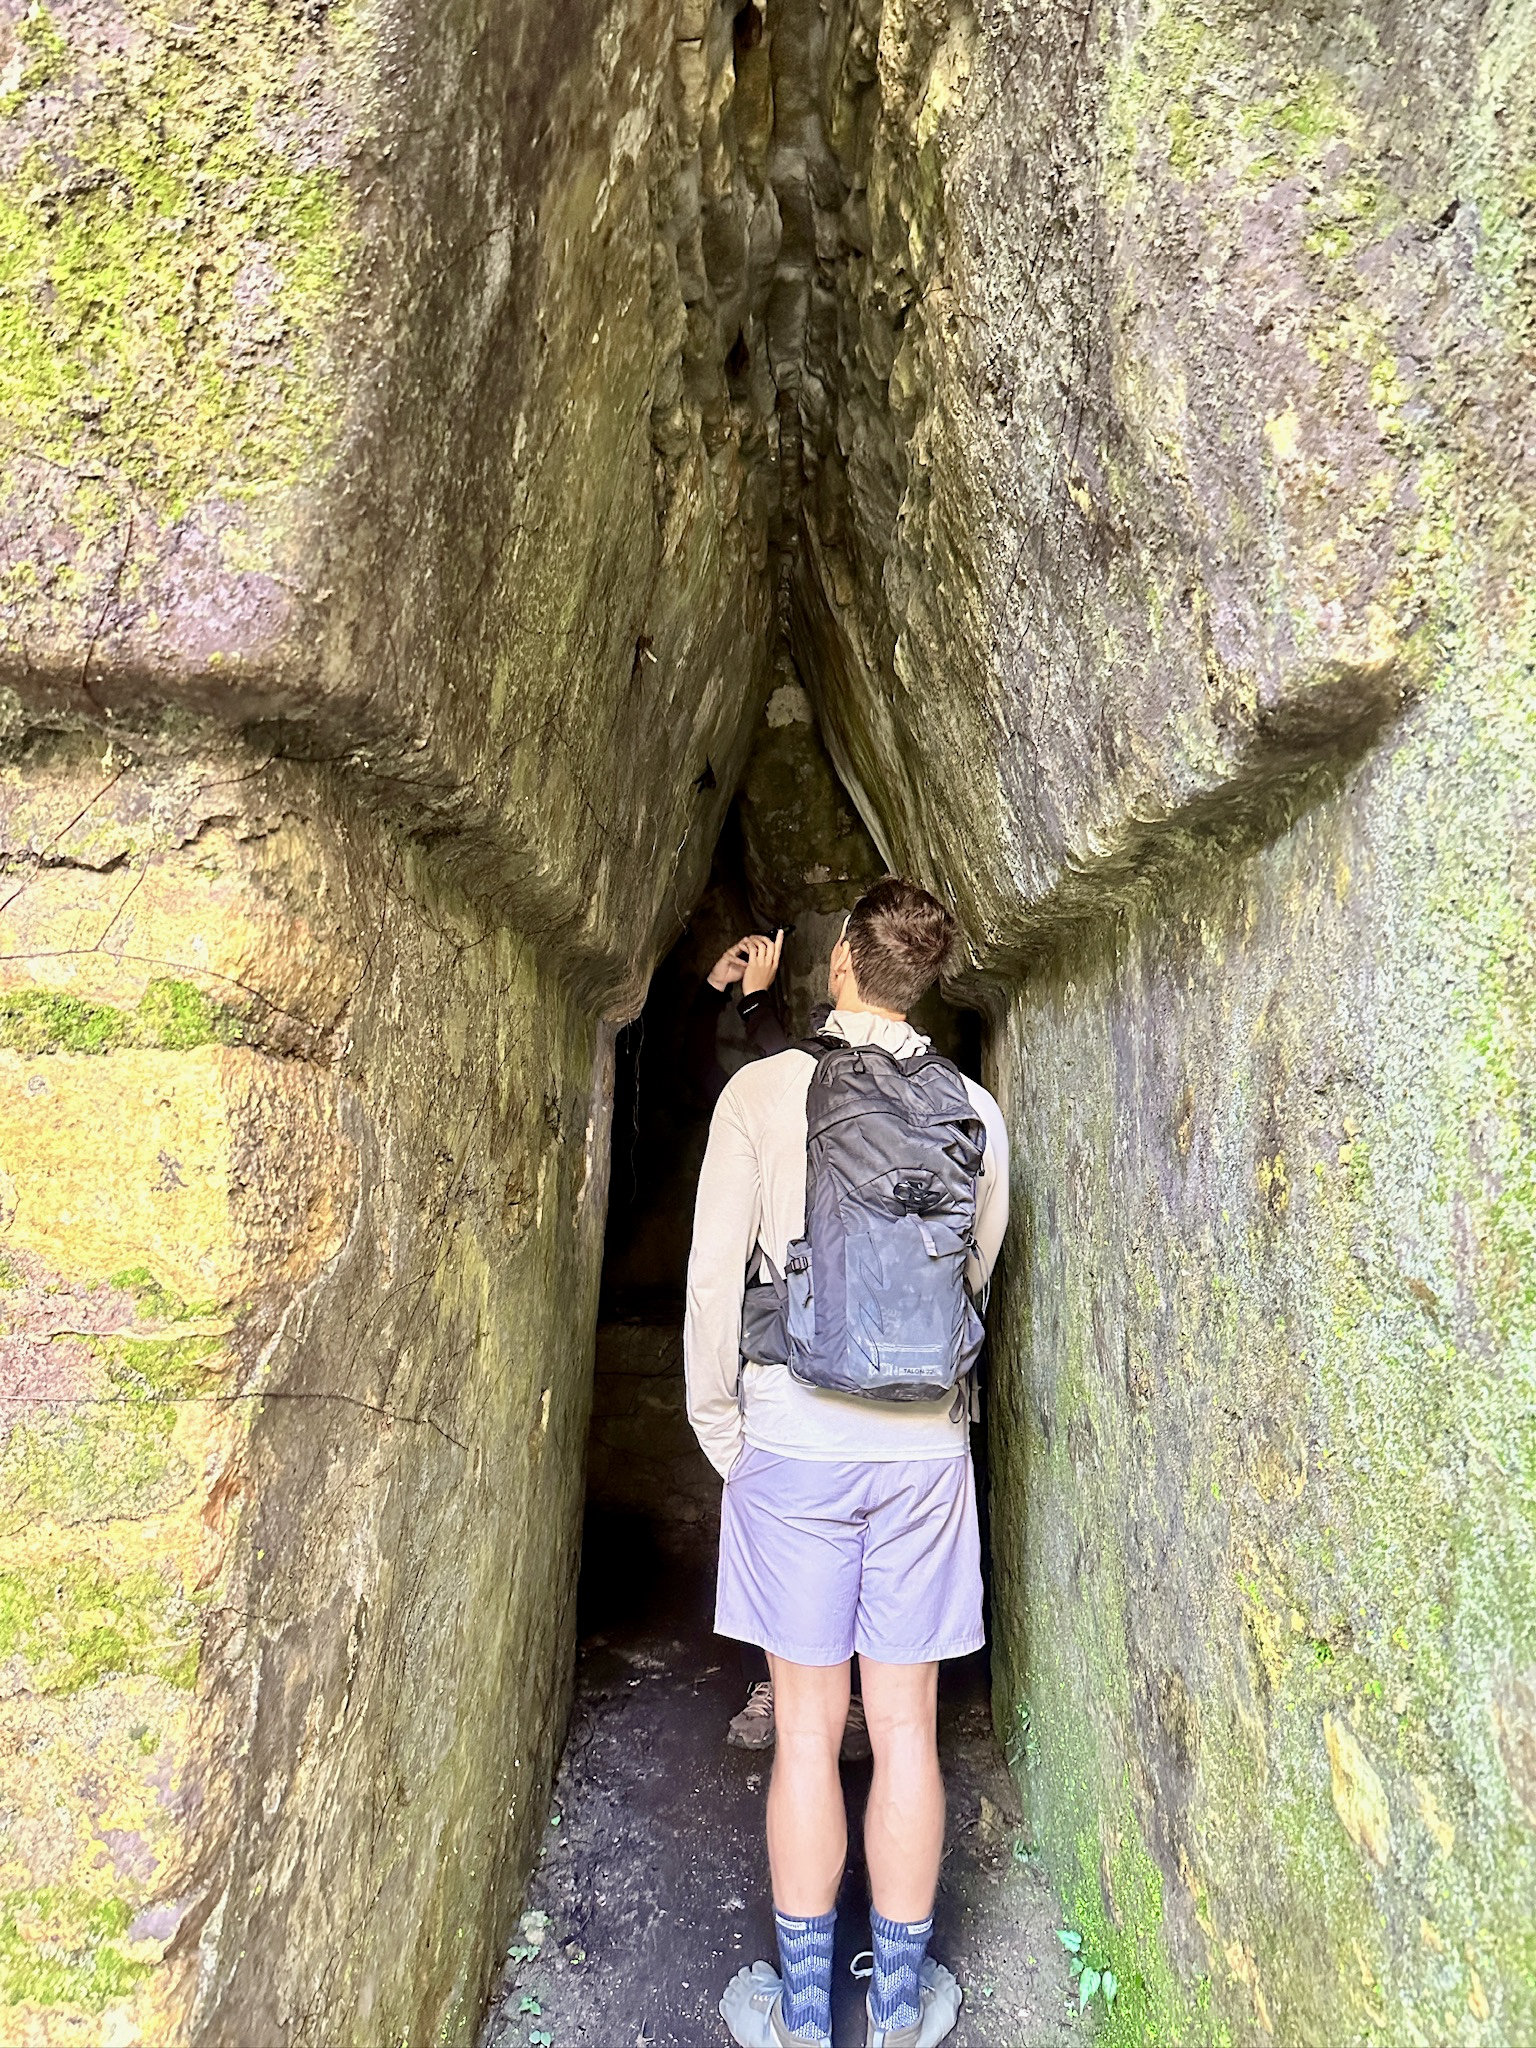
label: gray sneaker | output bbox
[727,1680,776,1749]
[720,1961,831,2048]
[854,1956,963,2048]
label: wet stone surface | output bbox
[481,1518,1088,2048]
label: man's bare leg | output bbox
[716,1656,850,2044]
[859,1657,943,1919]
[856,1656,961,2043]
[765,1654,851,1912]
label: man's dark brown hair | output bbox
[845,877,958,1013]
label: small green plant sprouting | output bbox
[1058,1928,1118,2016]
[1006,1696,1041,1771]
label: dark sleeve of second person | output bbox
[684,978,734,1109]
[736,988,790,1057]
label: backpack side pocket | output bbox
[741,1250,790,1366]
[784,1238,814,1355]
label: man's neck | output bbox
[832,995,908,1025]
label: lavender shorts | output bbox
[715,1446,985,1666]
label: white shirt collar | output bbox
[822,1008,931,1059]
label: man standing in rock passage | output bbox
[696,924,873,1765]
[686,879,1009,2048]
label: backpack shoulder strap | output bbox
[794,1031,845,1058]
[897,1046,964,1080]
[800,1036,963,1078]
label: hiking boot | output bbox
[720,1961,831,2048]
[856,1956,962,2048]
[840,1695,872,1763]
[727,1685,872,1760]
[727,1680,776,1749]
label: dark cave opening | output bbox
[576,724,986,1634]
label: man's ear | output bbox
[828,935,853,1001]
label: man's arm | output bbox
[685,977,731,1108]
[685,1081,762,1477]
[736,987,790,1056]
[685,939,755,1109]
[735,930,789,1057]
[969,1092,1011,1289]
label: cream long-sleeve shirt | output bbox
[683,1009,1010,1478]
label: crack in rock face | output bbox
[0,0,1533,2042]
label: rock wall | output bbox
[5,0,1535,2039]
[0,0,784,2039]
[587,1321,720,1534]
[988,680,1536,2047]
[785,0,1536,2041]
[0,0,785,986]
[0,737,625,2048]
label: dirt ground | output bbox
[479,1516,1093,2048]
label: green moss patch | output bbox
[134,975,245,1050]
[0,992,125,1054]
[0,0,353,521]
[0,1558,196,1694]
[100,1332,225,1402]
[0,1401,190,1537]
[0,1886,149,2012]
[1103,1,1367,194]
[0,978,243,1054]
[108,1266,222,1323]
[0,5,70,121]
[108,1267,226,1328]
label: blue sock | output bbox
[774,1908,835,2042]
[869,1909,933,2033]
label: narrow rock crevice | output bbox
[0,0,1531,2043]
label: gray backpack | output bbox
[741,1036,988,1402]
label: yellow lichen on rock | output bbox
[0,786,355,2041]
[0,1047,348,1300]
[0,1312,252,2045]
[1324,1713,1393,1867]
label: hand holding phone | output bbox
[741,929,784,996]
[708,939,753,991]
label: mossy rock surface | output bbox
[1,0,1533,2042]
[0,980,243,1055]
